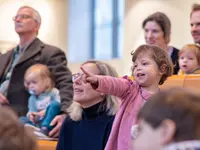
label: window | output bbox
[68,0,124,62]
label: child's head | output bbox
[131,44,173,87]
[24,64,54,95]
[0,106,38,150]
[179,44,200,74]
[133,88,200,150]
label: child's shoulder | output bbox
[122,75,135,83]
[51,88,59,94]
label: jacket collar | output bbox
[16,38,45,66]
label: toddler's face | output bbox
[179,51,199,74]
[24,74,46,95]
[133,54,162,88]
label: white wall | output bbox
[0,0,198,76]
[0,0,67,52]
[69,0,198,75]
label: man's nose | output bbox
[191,24,198,32]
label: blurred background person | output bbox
[133,88,200,150]
[142,12,179,74]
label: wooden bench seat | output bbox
[38,140,57,150]
[160,75,200,92]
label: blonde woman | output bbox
[56,60,120,150]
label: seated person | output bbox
[142,12,179,74]
[133,87,200,150]
[0,106,38,150]
[179,44,200,74]
[56,60,120,150]
[20,64,61,136]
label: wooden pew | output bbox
[160,75,200,92]
[38,140,57,150]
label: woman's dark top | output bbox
[171,47,179,74]
[56,102,115,150]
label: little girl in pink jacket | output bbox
[81,44,173,150]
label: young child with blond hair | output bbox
[20,64,61,136]
[179,44,200,74]
[81,44,173,150]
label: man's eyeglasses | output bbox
[13,14,35,21]
[72,73,85,82]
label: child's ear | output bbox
[24,81,28,89]
[159,64,167,75]
[159,119,176,145]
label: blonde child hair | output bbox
[24,64,55,91]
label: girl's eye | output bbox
[142,62,148,65]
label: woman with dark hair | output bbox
[56,60,120,150]
[142,12,179,74]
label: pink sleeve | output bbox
[96,75,136,99]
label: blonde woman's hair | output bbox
[24,64,55,91]
[67,60,120,121]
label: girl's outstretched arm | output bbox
[81,67,136,99]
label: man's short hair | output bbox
[19,6,41,24]
[138,87,200,142]
[190,3,200,17]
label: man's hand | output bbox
[49,114,66,138]
[0,93,9,105]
